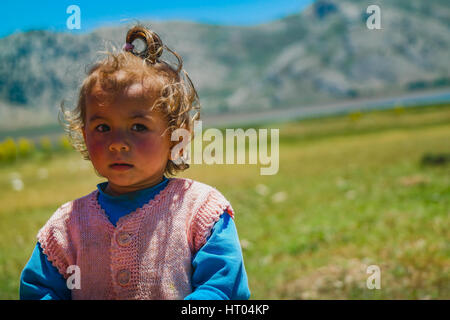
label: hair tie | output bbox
[123,42,134,52]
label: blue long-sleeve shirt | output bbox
[20,177,250,300]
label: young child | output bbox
[20,25,250,300]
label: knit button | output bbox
[117,269,130,286]
[116,232,132,246]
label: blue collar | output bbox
[96,176,169,202]
[95,176,170,227]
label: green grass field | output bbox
[0,104,449,299]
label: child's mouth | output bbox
[110,163,134,171]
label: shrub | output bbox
[57,135,73,153]
[17,137,35,158]
[349,110,363,122]
[39,136,53,153]
[394,105,405,116]
[421,153,450,166]
[0,137,18,163]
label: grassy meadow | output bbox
[0,104,449,299]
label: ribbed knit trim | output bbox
[89,178,176,229]
[189,189,234,252]
[37,201,75,279]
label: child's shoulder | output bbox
[169,177,227,198]
[43,190,97,224]
[170,177,234,216]
[37,190,97,245]
[174,178,235,252]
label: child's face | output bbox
[82,82,171,195]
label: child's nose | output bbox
[108,134,130,152]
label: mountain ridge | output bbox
[0,0,449,129]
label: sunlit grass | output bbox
[0,104,449,299]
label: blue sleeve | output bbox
[184,212,251,300]
[19,242,71,300]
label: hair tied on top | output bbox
[123,42,134,52]
[124,25,164,64]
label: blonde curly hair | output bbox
[59,24,200,176]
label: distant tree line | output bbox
[0,135,73,164]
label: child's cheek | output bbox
[86,136,106,159]
[134,138,156,154]
[135,136,168,157]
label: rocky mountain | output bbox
[0,0,449,129]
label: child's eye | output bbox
[95,124,110,132]
[132,124,148,132]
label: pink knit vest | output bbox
[37,178,234,300]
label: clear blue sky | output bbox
[0,0,314,38]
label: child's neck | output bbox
[104,176,165,196]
